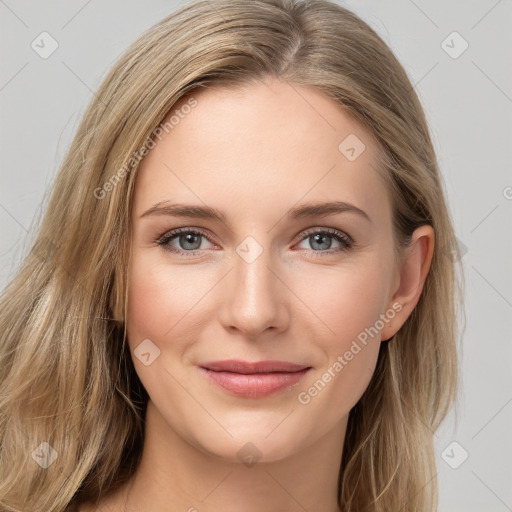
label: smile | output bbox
[198,360,312,398]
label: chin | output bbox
[192,426,304,465]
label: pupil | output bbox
[183,233,200,249]
[313,233,330,250]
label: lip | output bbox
[199,359,312,398]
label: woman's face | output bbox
[127,78,403,462]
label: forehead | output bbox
[132,79,390,224]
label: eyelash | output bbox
[155,227,354,258]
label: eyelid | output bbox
[297,227,354,246]
[156,227,218,247]
[156,225,354,255]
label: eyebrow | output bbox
[140,200,371,223]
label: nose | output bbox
[219,241,289,340]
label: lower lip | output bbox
[199,367,311,398]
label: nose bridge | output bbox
[223,234,285,336]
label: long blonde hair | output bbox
[0,1,463,510]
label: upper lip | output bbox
[200,359,311,374]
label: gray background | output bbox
[1,1,511,510]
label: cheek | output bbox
[298,337,380,431]
[127,262,168,344]
[126,252,207,344]
[125,252,211,410]
[294,255,391,348]
[293,256,391,413]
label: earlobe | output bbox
[381,225,435,341]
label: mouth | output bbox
[198,359,312,398]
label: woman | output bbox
[0,0,463,510]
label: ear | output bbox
[381,225,435,341]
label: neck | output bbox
[121,399,346,512]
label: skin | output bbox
[80,78,433,511]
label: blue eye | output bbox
[297,228,353,255]
[157,229,213,254]
[156,227,353,257]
